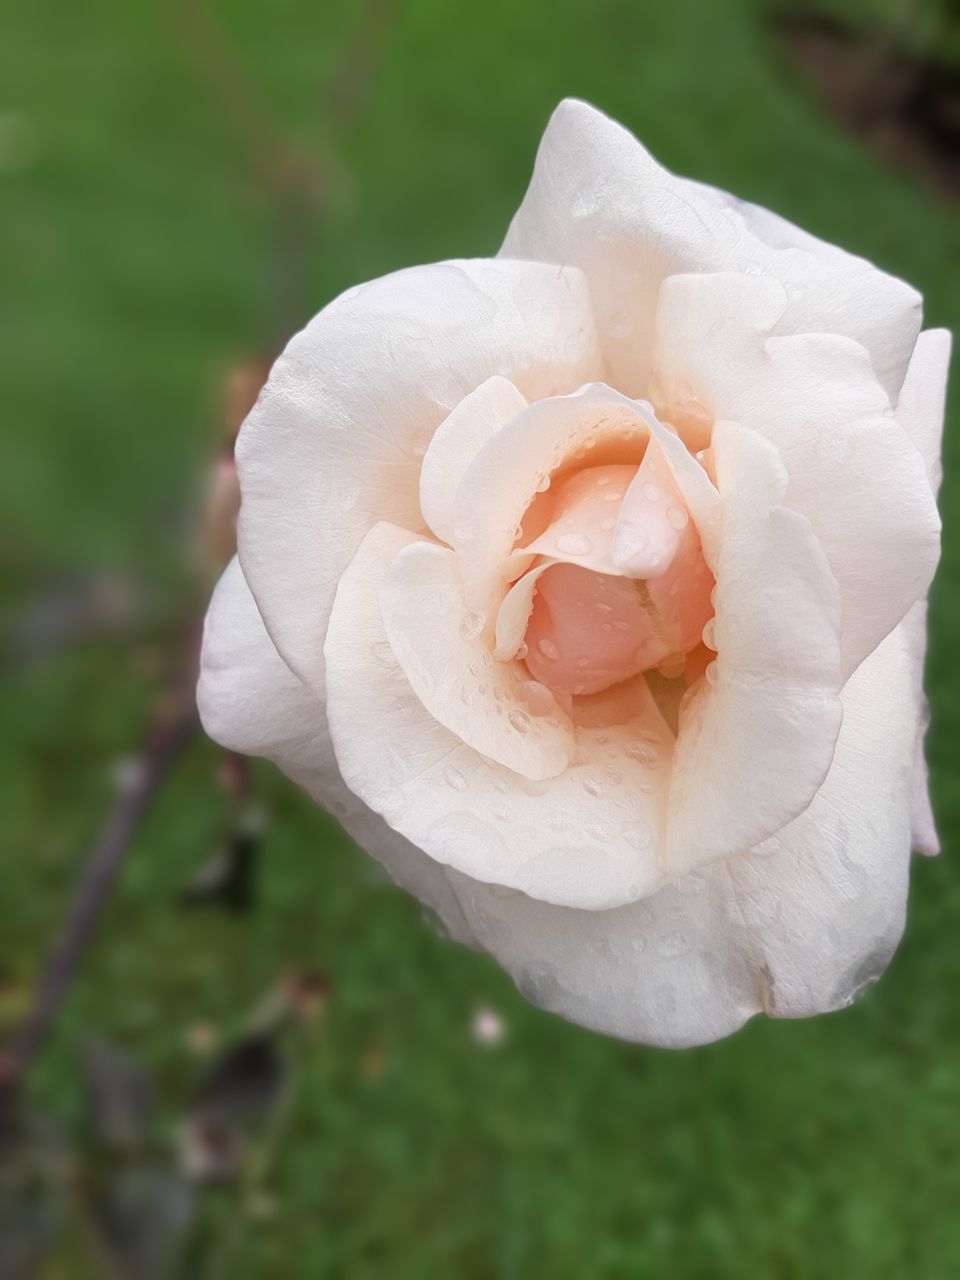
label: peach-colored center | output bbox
[515,455,714,697]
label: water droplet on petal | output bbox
[445,766,467,791]
[667,505,689,529]
[538,638,560,660]
[508,709,530,734]
[642,483,661,502]
[460,612,484,641]
[623,821,651,849]
[582,777,603,797]
[556,532,593,556]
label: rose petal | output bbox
[896,326,950,495]
[380,540,575,780]
[324,523,674,910]
[446,620,916,1048]
[653,271,941,678]
[198,557,478,945]
[237,257,603,695]
[419,375,529,546]
[666,420,844,873]
[503,98,921,397]
[454,384,719,621]
[895,330,950,855]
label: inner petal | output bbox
[509,455,714,698]
[525,564,676,695]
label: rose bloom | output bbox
[199,101,949,1048]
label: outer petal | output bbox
[896,327,950,494]
[446,621,917,1048]
[325,522,674,910]
[653,272,941,677]
[419,376,529,546]
[197,557,478,946]
[237,257,603,694]
[895,330,950,854]
[503,99,921,397]
[678,178,923,397]
[666,421,843,873]
[380,540,575,780]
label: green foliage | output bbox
[2,0,959,1275]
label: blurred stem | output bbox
[0,696,199,1113]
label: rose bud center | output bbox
[498,451,715,697]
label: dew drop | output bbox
[556,532,593,556]
[582,776,603,798]
[614,619,630,632]
[625,743,656,767]
[535,475,551,493]
[602,489,623,503]
[508,710,530,734]
[705,660,718,687]
[596,475,611,487]
[596,601,614,615]
[600,517,615,532]
[460,612,484,641]
[371,640,395,667]
[702,618,717,650]
[622,821,651,849]
[515,641,529,660]
[658,930,690,959]
[576,657,590,669]
[518,680,555,717]
[667,504,689,530]
[538,638,560,660]
[445,766,467,791]
[642,482,661,502]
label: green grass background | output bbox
[2,0,959,1275]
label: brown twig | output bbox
[0,698,199,1107]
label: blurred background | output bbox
[2,0,959,1275]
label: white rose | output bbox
[198,100,948,1048]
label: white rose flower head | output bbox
[198,100,949,1048]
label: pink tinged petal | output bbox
[197,558,478,946]
[445,621,917,1048]
[324,522,674,910]
[520,463,638,575]
[497,455,714,697]
[236,257,603,697]
[611,441,683,576]
[524,564,676,695]
[653,271,941,678]
[380,540,575,781]
[419,375,529,546]
[504,98,921,398]
[454,383,719,622]
[665,421,844,874]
